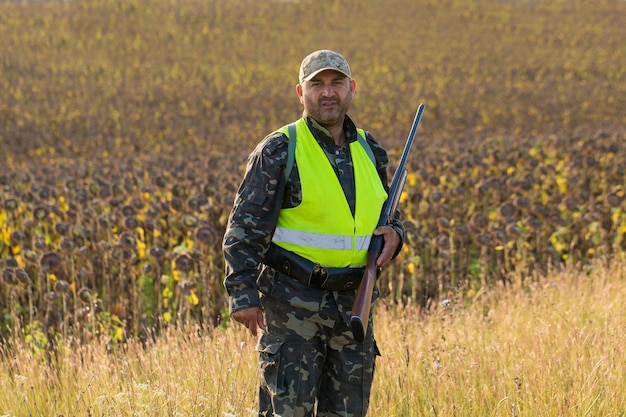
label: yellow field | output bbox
[1,0,626,415]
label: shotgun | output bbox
[350,103,425,343]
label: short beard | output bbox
[304,95,351,127]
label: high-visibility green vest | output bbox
[272,119,387,268]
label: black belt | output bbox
[263,244,364,291]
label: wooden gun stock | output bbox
[350,234,383,343]
[350,104,425,342]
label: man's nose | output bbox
[320,85,335,97]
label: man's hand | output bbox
[231,307,265,336]
[373,226,401,267]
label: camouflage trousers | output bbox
[257,268,380,417]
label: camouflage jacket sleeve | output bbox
[366,132,406,258]
[222,132,289,313]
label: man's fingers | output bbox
[232,307,264,336]
[248,320,258,337]
[257,311,266,331]
[374,226,400,266]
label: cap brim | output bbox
[301,67,351,83]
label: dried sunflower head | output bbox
[449,185,467,198]
[514,196,530,210]
[130,197,144,211]
[194,226,215,246]
[124,216,140,230]
[44,291,59,304]
[54,280,71,293]
[149,246,166,261]
[22,249,38,264]
[452,223,469,237]
[77,287,93,305]
[428,190,444,205]
[523,216,542,230]
[4,198,18,211]
[170,198,183,212]
[121,205,136,217]
[497,202,516,219]
[33,206,49,221]
[563,198,579,212]
[2,268,18,287]
[172,184,186,199]
[15,268,31,286]
[118,232,137,248]
[505,224,522,239]
[187,195,208,211]
[39,251,63,272]
[54,222,70,236]
[435,217,450,232]
[474,233,493,247]
[10,230,27,244]
[469,212,489,231]
[34,235,48,250]
[181,214,199,229]
[59,237,75,253]
[604,192,624,208]
[174,253,194,273]
[531,203,550,218]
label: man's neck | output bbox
[306,114,346,146]
[326,125,345,146]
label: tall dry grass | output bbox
[0,323,259,416]
[373,256,626,416]
[1,256,624,416]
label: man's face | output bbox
[297,69,356,129]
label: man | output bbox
[222,49,404,417]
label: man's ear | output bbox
[296,83,304,103]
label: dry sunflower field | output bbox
[1,0,626,415]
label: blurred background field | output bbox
[0,0,626,414]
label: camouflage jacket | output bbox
[222,113,405,313]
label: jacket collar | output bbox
[302,113,358,147]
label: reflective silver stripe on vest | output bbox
[273,227,372,251]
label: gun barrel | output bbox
[350,103,425,343]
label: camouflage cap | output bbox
[298,50,351,84]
